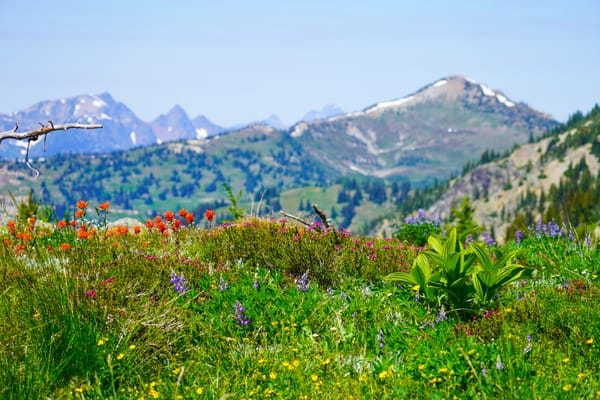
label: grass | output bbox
[0,203,599,399]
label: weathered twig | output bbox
[312,203,330,229]
[0,121,103,144]
[279,210,311,227]
[0,121,103,179]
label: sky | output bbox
[0,0,599,126]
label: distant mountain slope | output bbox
[426,106,600,241]
[291,76,558,183]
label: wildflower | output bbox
[205,209,215,222]
[585,338,593,345]
[98,201,110,211]
[377,329,385,349]
[196,387,204,395]
[562,357,570,363]
[75,210,84,218]
[496,355,504,370]
[28,217,36,225]
[185,212,195,224]
[563,384,572,392]
[117,353,125,360]
[311,374,319,381]
[234,300,250,325]
[70,219,77,227]
[435,307,447,323]
[133,226,141,234]
[76,200,88,210]
[163,211,174,222]
[84,290,97,297]
[60,243,71,251]
[178,208,188,217]
[57,220,67,228]
[515,230,524,245]
[253,279,261,290]
[170,271,189,296]
[146,219,154,229]
[97,338,107,346]
[269,371,277,379]
[296,271,310,292]
[218,277,229,291]
[129,344,136,350]
[523,334,533,355]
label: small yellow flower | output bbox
[378,370,391,379]
[504,308,512,313]
[258,358,265,364]
[412,285,420,291]
[311,374,319,381]
[438,367,449,374]
[172,367,181,375]
[586,338,594,345]
[33,312,41,320]
[563,384,572,392]
[577,373,586,379]
[117,353,125,360]
[292,359,300,367]
[562,357,570,363]
[321,358,330,365]
[418,365,425,370]
[269,371,277,379]
[75,387,84,393]
[129,344,136,350]
[97,339,106,346]
[468,349,475,355]
[196,387,204,395]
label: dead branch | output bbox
[0,121,103,179]
[312,203,330,229]
[0,122,103,144]
[279,210,311,227]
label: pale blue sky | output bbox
[1,1,598,126]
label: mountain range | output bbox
[0,75,567,232]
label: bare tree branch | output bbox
[0,122,103,144]
[0,121,103,179]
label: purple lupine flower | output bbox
[170,271,189,296]
[585,232,592,247]
[435,307,447,323]
[523,334,533,354]
[253,279,261,291]
[296,271,309,292]
[218,277,229,291]
[496,355,504,370]
[377,329,385,349]
[515,230,524,246]
[233,300,250,325]
[480,362,487,377]
[482,231,496,246]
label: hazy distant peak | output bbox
[299,104,345,122]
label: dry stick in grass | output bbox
[279,204,331,230]
[0,121,103,179]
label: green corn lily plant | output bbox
[469,243,528,306]
[386,227,530,317]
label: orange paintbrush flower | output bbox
[76,200,88,210]
[204,210,215,222]
[98,201,110,211]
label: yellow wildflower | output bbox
[117,353,125,360]
[196,387,203,394]
[562,357,570,363]
[412,285,420,291]
[311,374,319,381]
[438,367,449,374]
[563,384,572,392]
[129,344,136,350]
[269,371,277,379]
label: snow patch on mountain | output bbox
[130,131,137,145]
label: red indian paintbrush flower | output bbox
[98,201,110,211]
[76,200,88,210]
[204,210,215,222]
